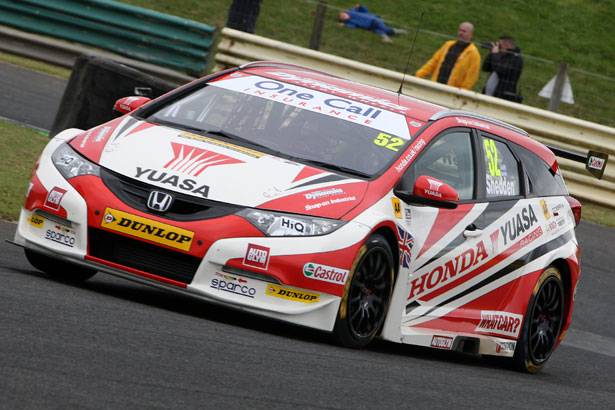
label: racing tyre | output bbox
[25,249,97,284]
[333,234,394,349]
[513,266,564,373]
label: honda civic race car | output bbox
[11,61,608,373]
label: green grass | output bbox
[0,121,50,221]
[118,0,615,127]
[0,51,71,79]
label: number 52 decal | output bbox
[483,138,501,177]
[374,132,404,152]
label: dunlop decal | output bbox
[101,208,194,251]
[265,284,319,303]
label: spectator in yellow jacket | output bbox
[415,22,481,90]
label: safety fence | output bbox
[0,0,217,76]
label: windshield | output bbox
[146,75,410,176]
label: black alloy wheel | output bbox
[333,235,394,348]
[514,267,564,373]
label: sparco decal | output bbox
[135,167,210,198]
[44,187,67,211]
[303,263,349,285]
[265,284,319,303]
[45,229,76,247]
[244,244,270,270]
[475,310,523,338]
[101,208,194,251]
[409,240,488,298]
[430,335,453,349]
[165,142,244,176]
[211,278,256,298]
[500,204,538,245]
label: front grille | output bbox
[89,227,201,284]
[101,168,242,221]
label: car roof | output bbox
[238,62,557,170]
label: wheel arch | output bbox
[371,226,399,283]
[549,257,574,337]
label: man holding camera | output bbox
[482,36,524,102]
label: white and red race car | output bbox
[12,62,608,372]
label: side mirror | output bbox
[394,175,459,209]
[113,96,151,115]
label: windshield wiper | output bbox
[203,129,279,153]
[293,158,372,179]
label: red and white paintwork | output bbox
[13,62,580,357]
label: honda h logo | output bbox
[147,191,174,213]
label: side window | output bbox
[516,146,568,196]
[480,135,521,198]
[411,131,474,200]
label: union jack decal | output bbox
[396,226,414,269]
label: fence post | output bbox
[548,62,568,112]
[309,1,327,50]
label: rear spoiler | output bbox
[547,145,609,180]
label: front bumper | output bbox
[14,159,371,332]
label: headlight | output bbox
[51,143,100,179]
[238,209,346,237]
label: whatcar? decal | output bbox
[475,310,523,338]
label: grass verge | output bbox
[1,119,612,227]
[0,51,71,79]
[0,120,50,221]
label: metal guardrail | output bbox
[0,26,195,84]
[0,0,217,76]
[215,28,615,208]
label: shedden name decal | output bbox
[101,208,194,251]
[265,284,319,303]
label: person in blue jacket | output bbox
[338,4,407,43]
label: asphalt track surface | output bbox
[1,62,615,409]
[0,62,67,132]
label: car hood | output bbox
[70,118,368,218]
